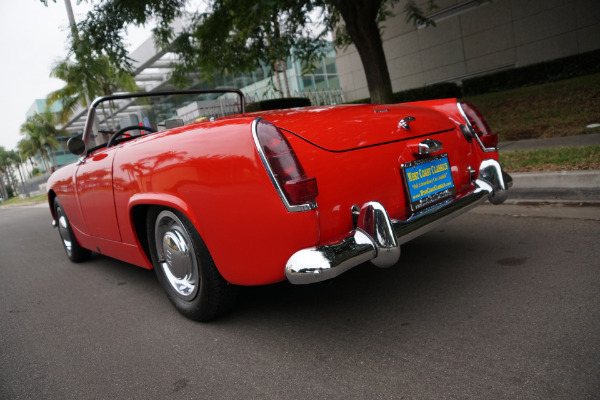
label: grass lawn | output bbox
[0,194,46,207]
[499,145,600,172]
[465,73,600,171]
[464,73,600,141]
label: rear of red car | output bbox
[45,89,510,321]
[253,99,511,283]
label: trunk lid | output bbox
[254,104,455,152]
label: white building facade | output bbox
[335,0,600,102]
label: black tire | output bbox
[54,198,92,263]
[147,207,235,321]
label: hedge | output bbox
[461,49,600,96]
[346,49,600,103]
[346,81,462,104]
[246,97,311,112]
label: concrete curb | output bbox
[498,134,600,201]
[508,170,600,201]
[499,133,600,151]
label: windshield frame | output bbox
[80,89,245,157]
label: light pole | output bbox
[64,0,77,30]
[63,0,99,146]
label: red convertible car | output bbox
[47,89,511,321]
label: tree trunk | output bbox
[0,172,9,200]
[17,164,30,198]
[8,167,19,196]
[334,0,395,104]
[50,149,58,170]
[274,61,284,97]
[40,151,51,172]
[281,61,291,97]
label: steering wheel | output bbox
[107,125,156,148]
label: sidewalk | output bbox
[499,133,600,203]
[499,132,600,152]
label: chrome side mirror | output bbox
[67,137,86,156]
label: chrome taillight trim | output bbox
[456,100,498,153]
[251,118,317,213]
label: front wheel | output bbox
[54,198,91,263]
[147,208,235,321]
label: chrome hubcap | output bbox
[155,211,199,299]
[57,208,72,254]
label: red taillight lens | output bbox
[459,101,498,149]
[255,119,318,206]
[284,177,319,204]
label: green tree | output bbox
[41,0,435,103]
[0,149,22,199]
[7,149,30,198]
[17,139,37,172]
[0,149,27,199]
[19,111,64,172]
[67,0,326,96]
[0,147,12,200]
[48,55,139,124]
[166,0,327,96]
[322,0,435,103]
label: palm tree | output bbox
[17,138,42,182]
[0,147,12,200]
[6,150,30,198]
[47,55,139,125]
[0,147,33,199]
[17,139,37,169]
[19,111,64,172]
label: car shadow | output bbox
[68,223,504,327]
[225,227,495,325]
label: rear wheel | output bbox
[147,208,235,321]
[54,198,91,263]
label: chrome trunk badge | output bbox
[398,116,416,130]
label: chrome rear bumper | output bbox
[285,159,512,284]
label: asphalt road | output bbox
[1,202,599,399]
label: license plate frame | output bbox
[402,153,456,211]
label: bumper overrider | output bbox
[285,159,512,284]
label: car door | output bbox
[75,147,122,241]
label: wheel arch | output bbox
[128,194,207,273]
[47,190,57,220]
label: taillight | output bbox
[458,100,498,150]
[253,118,318,210]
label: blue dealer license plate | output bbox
[402,153,456,211]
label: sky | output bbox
[0,0,150,151]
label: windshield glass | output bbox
[83,90,244,149]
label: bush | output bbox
[346,82,462,104]
[246,97,311,112]
[346,49,600,103]
[393,82,462,103]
